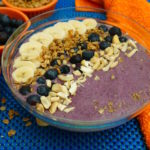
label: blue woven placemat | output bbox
[0,0,147,149]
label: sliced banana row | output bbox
[12,18,98,83]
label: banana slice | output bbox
[68,20,87,35]
[54,22,75,36]
[83,18,97,29]
[29,32,53,48]
[13,60,36,71]
[14,56,41,68]
[19,41,42,60]
[43,26,65,40]
[12,66,34,83]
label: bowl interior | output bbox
[2,7,150,131]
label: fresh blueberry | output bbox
[60,65,70,74]
[82,50,94,60]
[77,42,87,50]
[88,33,100,42]
[0,24,3,31]
[10,19,18,27]
[1,15,10,26]
[109,26,122,36]
[44,69,58,80]
[119,36,127,42]
[50,59,58,66]
[19,85,31,95]
[0,32,8,45]
[26,94,40,106]
[99,41,111,50]
[99,25,108,32]
[104,36,112,43]
[16,20,23,26]
[4,26,12,35]
[37,77,46,84]
[37,85,50,96]
[70,54,82,64]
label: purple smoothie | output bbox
[54,44,150,121]
[10,25,150,121]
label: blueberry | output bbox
[70,54,82,64]
[1,15,10,26]
[10,19,18,27]
[88,33,100,42]
[4,26,12,35]
[37,85,50,96]
[19,85,31,95]
[16,20,23,26]
[104,36,112,43]
[119,36,127,42]
[0,24,3,31]
[82,50,94,60]
[99,25,108,32]
[60,65,70,74]
[50,59,58,66]
[99,41,111,50]
[0,32,8,45]
[109,26,122,36]
[44,69,58,80]
[37,77,46,84]
[26,94,40,106]
[77,42,87,50]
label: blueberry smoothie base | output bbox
[54,45,150,120]
[11,19,150,122]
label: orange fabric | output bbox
[75,0,150,148]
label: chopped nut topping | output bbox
[98,108,105,114]
[49,102,59,114]
[57,103,67,111]
[36,103,44,113]
[1,98,6,104]
[46,80,52,87]
[111,74,115,80]
[132,92,141,101]
[25,121,32,127]
[41,96,51,109]
[58,74,74,81]
[94,75,100,81]
[2,119,9,125]
[73,70,81,76]
[64,107,75,113]
[0,106,6,111]
[22,117,30,122]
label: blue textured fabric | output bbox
[0,0,147,149]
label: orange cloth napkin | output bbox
[76,0,150,148]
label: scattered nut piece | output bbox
[126,49,138,57]
[73,70,81,76]
[50,97,60,102]
[8,129,16,137]
[69,82,77,95]
[36,118,49,126]
[41,96,51,109]
[63,98,72,105]
[36,103,44,112]
[57,103,67,111]
[1,98,6,104]
[2,119,9,125]
[25,121,32,127]
[49,92,57,97]
[110,61,118,68]
[94,75,100,81]
[22,117,30,122]
[57,92,68,99]
[112,35,120,44]
[98,108,105,114]
[64,107,75,113]
[46,80,51,87]
[80,66,93,74]
[128,39,137,48]
[58,74,74,81]
[111,74,115,80]
[49,102,59,114]
[72,64,76,68]
[0,106,6,111]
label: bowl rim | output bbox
[0,7,29,53]
[2,0,58,12]
[2,7,150,129]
